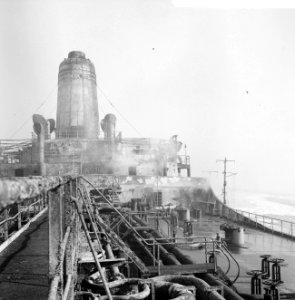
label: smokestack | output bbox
[56,51,99,139]
[101,114,116,141]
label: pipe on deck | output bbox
[150,275,225,300]
[78,279,150,300]
[132,215,192,264]
[79,278,195,300]
[126,215,181,266]
[132,215,244,300]
[96,215,149,274]
[201,273,245,300]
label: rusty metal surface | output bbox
[56,51,99,139]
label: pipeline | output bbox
[200,273,244,300]
[78,279,150,300]
[104,238,123,279]
[109,213,155,265]
[127,230,157,265]
[132,215,244,300]
[132,215,193,264]
[150,275,225,300]
[78,278,195,300]
[123,214,181,266]
[96,215,149,274]
[138,230,181,266]
[95,207,243,300]
[152,281,194,300]
[98,207,181,266]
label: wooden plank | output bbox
[78,256,126,266]
[146,263,215,276]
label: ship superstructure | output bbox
[0,51,294,300]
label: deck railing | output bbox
[234,209,295,239]
[0,193,48,251]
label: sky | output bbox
[1,0,295,197]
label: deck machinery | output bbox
[46,175,242,300]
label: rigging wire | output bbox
[97,85,144,138]
[9,85,57,138]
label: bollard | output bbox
[247,270,263,295]
[261,254,271,279]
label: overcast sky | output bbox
[1,0,295,196]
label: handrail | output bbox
[235,209,295,225]
[0,197,43,226]
[0,194,47,248]
[141,236,217,246]
[71,196,113,300]
[77,186,105,255]
[79,176,144,240]
[235,209,295,238]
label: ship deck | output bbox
[1,211,295,299]
[175,215,295,294]
[0,212,49,300]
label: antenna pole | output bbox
[216,157,236,205]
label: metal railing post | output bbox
[17,204,22,230]
[205,237,208,263]
[34,197,37,216]
[271,218,274,233]
[153,240,156,267]
[4,209,8,241]
[157,243,160,275]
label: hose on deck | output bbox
[150,275,225,300]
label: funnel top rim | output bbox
[68,51,86,59]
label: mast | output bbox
[216,157,236,205]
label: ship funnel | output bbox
[101,114,117,141]
[56,51,99,139]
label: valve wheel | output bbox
[247,270,264,277]
[269,258,285,264]
[263,279,284,287]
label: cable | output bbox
[9,85,57,138]
[97,86,144,137]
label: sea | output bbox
[226,190,295,223]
